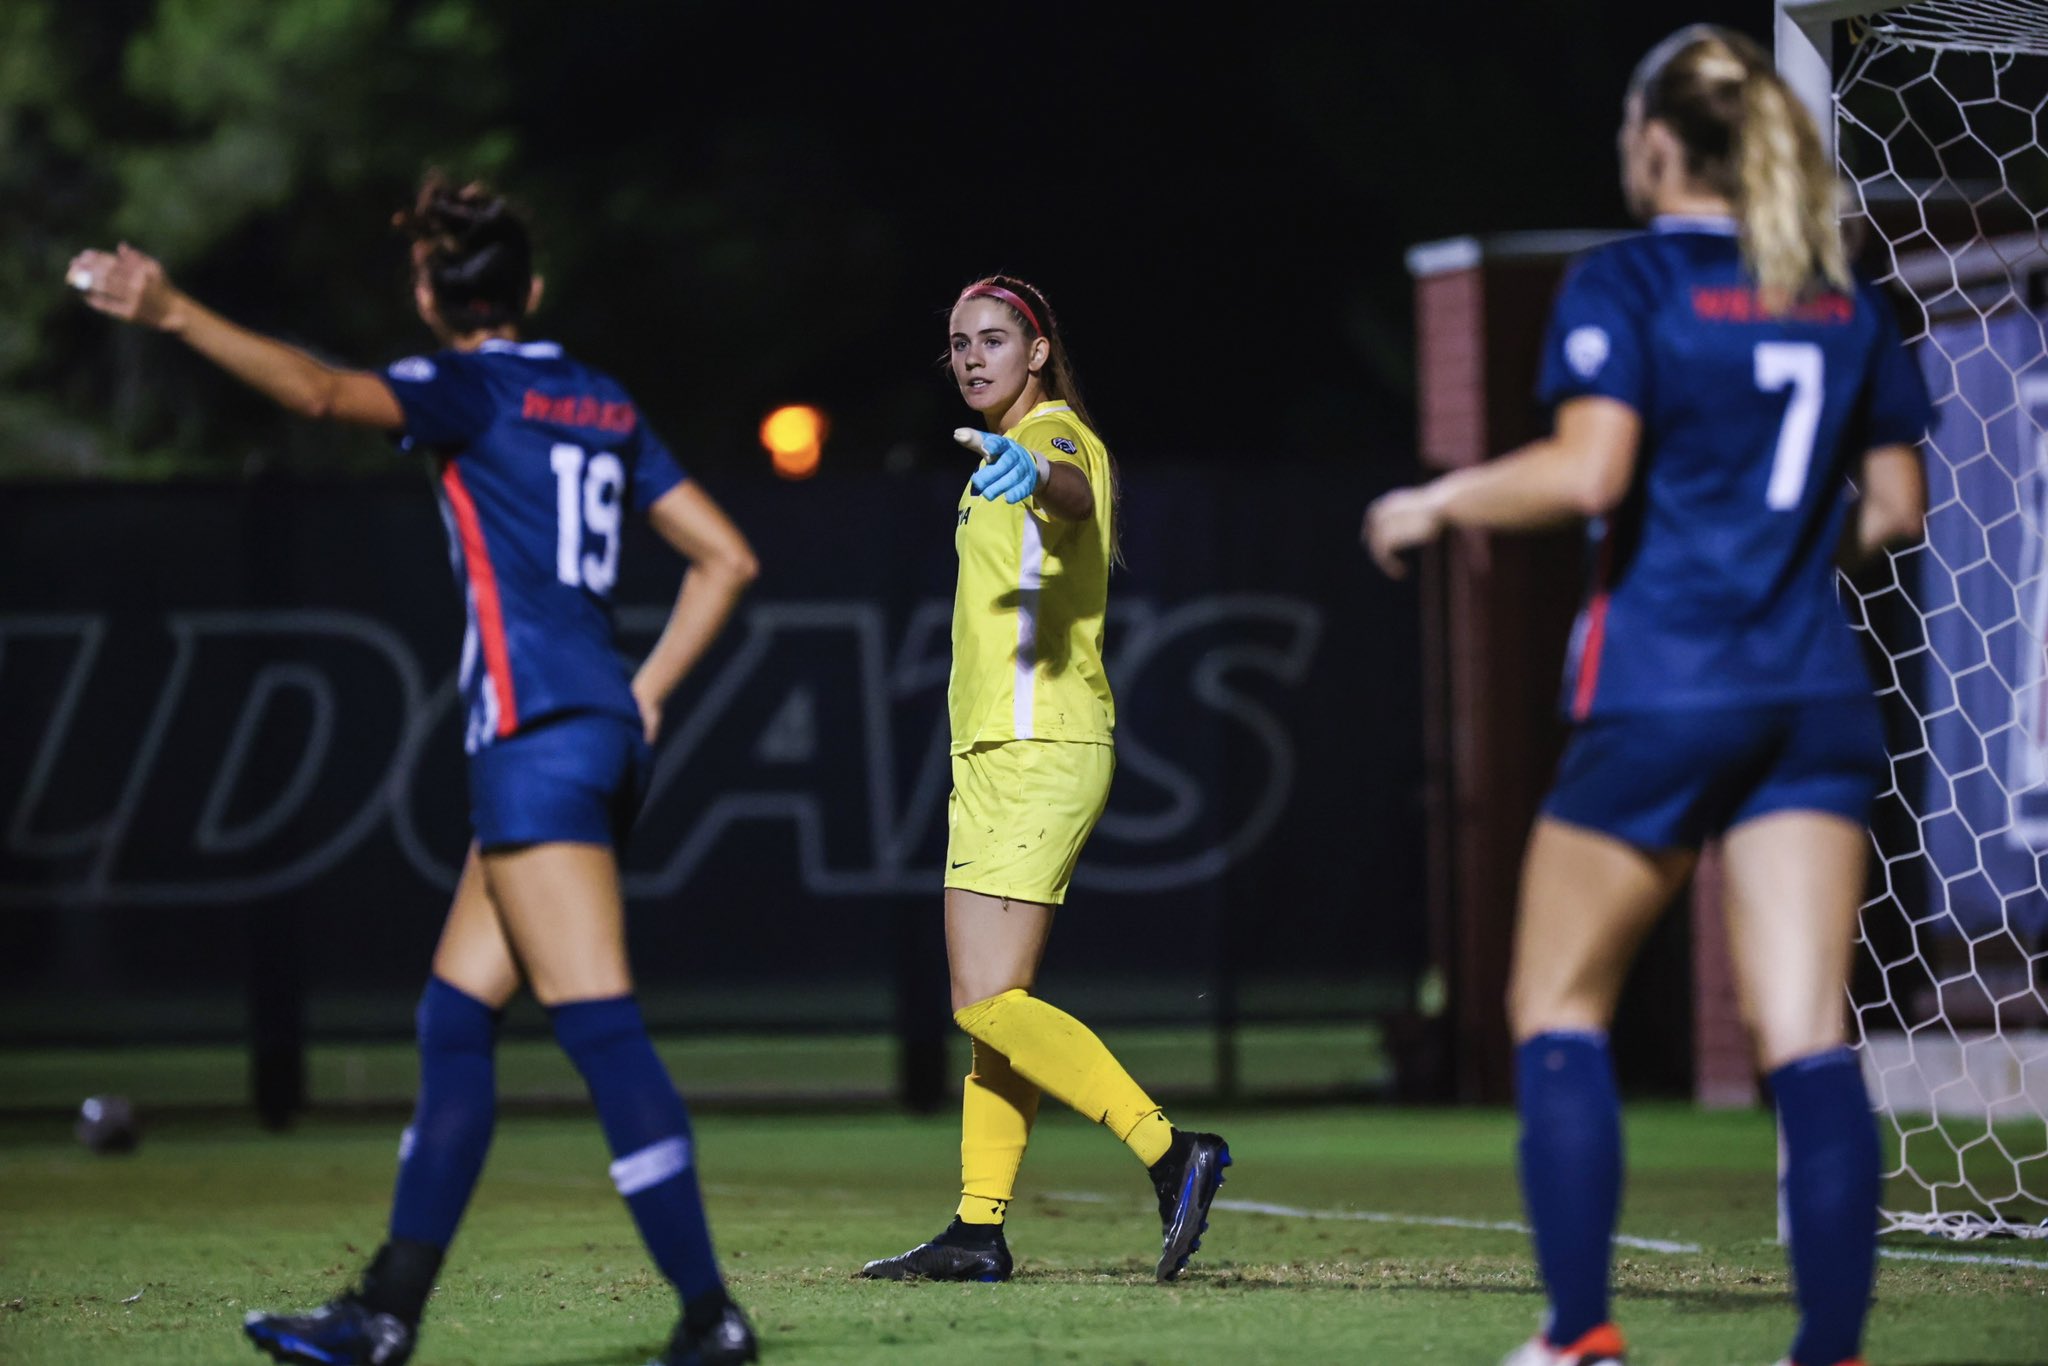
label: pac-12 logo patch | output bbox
[389,356,436,382]
[1564,326,1610,380]
[1051,436,1077,454]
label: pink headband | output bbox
[959,283,1044,335]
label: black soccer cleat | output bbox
[243,1296,416,1366]
[653,1298,759,1365]
[245,1239,438,1366]
[1152,1129,1231,1282]
[855,1224,1014,1283]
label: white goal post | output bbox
[1778,0,2048,1241]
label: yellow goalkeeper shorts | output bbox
[945,739,1114,905]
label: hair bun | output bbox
[396,173,511,248]
[396,170,534,330]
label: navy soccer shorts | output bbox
[467,711,652,852]
[1543,697,1888,852]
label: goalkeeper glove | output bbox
[956,429,1049,505]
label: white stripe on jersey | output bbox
[1651,213,1738,236]
[1014,513,1044,739]
[474,673,500,753]
[458,601,479,694]
[475,339,565,359]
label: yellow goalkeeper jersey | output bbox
[949,400,1116,754]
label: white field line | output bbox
[1875,1248,2048,1270]
[1041,1191,2048,1271]
[1213,1197,1698,1254]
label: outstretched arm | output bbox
[1362,397,1641,578]
[67,244,404,430]
[956,429,1095,520]
[630,482,761,742]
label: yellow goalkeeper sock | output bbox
[957,1039,1040,1225]
[952,988,1175,1168]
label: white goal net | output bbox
[1804,0,2048,1240]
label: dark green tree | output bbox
[4,0,513,476]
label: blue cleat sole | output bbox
[245,1325,348,1365]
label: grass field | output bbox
[2,1103,2044,1365]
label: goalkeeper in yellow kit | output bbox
[858,276,1230,1285]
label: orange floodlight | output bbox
[760,404,827,480]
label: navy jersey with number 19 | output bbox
[1538,216,1932,719]
[383,339,686,753]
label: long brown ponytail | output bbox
[1632,26,1850,307]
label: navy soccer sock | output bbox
[387,976,500,1252]
[1516,1031,1623,1346]
[1772,1047,1881,1366]
[549,995,724,1303]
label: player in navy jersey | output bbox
[1366,27,1928,1366]
[69,175,761,1366]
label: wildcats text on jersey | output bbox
[521,390,638,433]
[1690,286,1856,325]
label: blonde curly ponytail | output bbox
[1737,63,1851,304]
[1632,26,1849,309]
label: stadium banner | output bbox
[1915,311,2048,942]
[0,469,1421,1039]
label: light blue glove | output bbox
[958,429,1050,505]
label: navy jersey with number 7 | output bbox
[383,339,686,753]
[1538,215,1933,720]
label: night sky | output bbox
[508,1,1771,474]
